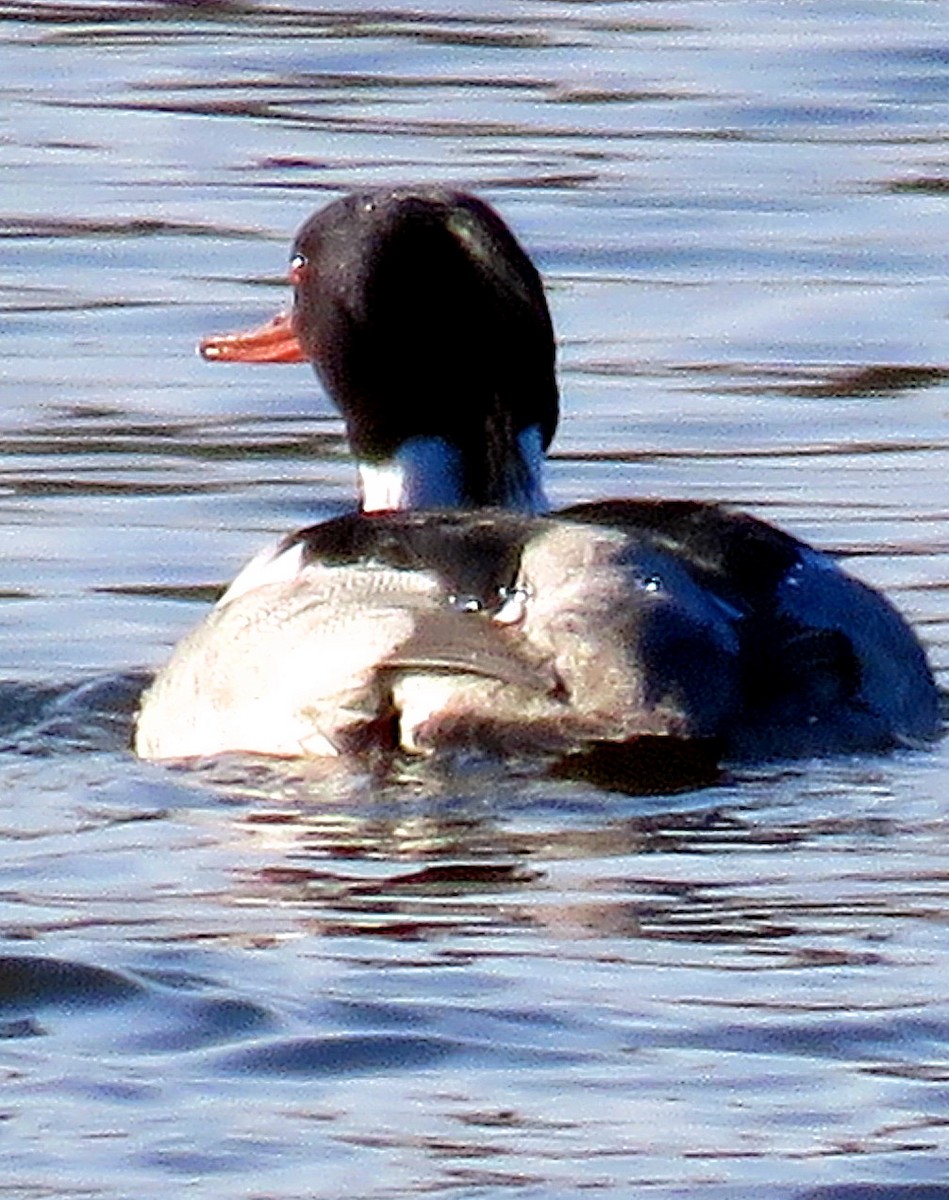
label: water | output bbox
[1,1,949,1195]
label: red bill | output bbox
[198,311,307,364]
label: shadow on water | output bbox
[0,673,147,753]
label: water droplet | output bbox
[448,594,481,614]
[494,585,530,625]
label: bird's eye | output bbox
[289,253,308,281]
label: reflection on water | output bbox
[1,0,949,1197]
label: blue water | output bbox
[1,1,949,1196]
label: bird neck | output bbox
[357,425,548,514]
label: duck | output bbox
[133,186,940,772]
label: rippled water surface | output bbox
[2,2,949,1196]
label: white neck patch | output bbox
[358,427,548,514]
[358,437,465,512]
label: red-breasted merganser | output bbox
[134,187,940,768]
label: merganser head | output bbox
[201,187,559,513]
